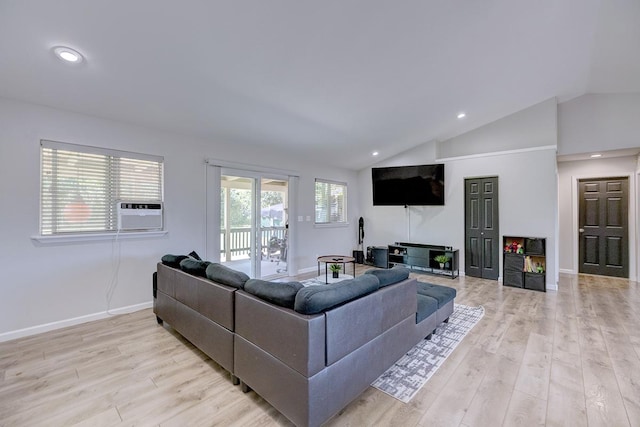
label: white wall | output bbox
[558,93,640,155]
[557,157,637,279]
[9,92,637,338]
[359,101,558,289]
[438,98,558,158]
[0,97,359,338]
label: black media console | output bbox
[387,242,459,279]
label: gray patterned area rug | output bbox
[300,275,353,286]
[372,304,485,403]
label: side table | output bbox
[317,255,356,284]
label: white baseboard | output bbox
[0,301,153,343]
[559,268,575,274]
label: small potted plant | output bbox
[434,254,450,270]
[329,263,342,278]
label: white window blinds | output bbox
[40,140,164,235]
[314,179,347,224]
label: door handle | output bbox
[579,228,584,233]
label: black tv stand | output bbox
[387,242,459,279]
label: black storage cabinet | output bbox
[387,242,459,279]
[502,236,546,292]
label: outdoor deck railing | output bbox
[221,226,286,260]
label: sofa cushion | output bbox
[416,294,438,324]
[417,282,457,307]
[161,254,189,268]
[294,274,380,315]
[364,266,410,287]
[179,258,211,277]
[244,279,304,309]
[206,263,250,289]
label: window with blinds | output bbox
[40,140,164,235]
[314,179,347,224]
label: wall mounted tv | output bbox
[372,164,445,206]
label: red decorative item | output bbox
[64,197,91,223]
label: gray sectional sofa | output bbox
[153,256,456,427]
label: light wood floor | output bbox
[1,269,639,426]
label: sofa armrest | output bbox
[157,262,177,297]
[235,290,326,377]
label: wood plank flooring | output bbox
[1,269,639,426]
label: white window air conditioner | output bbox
[117,201,163,231]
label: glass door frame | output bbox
[205,161,298,279]
[220,170,259,277]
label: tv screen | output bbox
[372,164,445,206]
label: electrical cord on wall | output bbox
[406,205,411,242]
[106,228,121,315]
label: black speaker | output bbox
[352,250,364,264]
[367,246,388,268]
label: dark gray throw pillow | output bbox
[205,263,250,289]
[294,274,380,315]
[364,266,410,287]
[179,258,211,277]
[244,279,304,309]
[161,254,188,268]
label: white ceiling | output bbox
[1,0,639,170]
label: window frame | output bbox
[314,178,348,226]
[37,140,165,241]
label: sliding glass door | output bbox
[219,170,288,279]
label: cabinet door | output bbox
[504,253,523,272]
[504,270,524,288]
[503,253,523,287]
[407,256,429,268]
[524,273,545,291]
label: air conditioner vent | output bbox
[117,202,163,231]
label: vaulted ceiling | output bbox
[1,1,639,170]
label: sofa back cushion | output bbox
[244,279,304,309]
[206,263,250,289]
[364,266,410,287]
[179,258,211,277]
[161,254,188,268]
[294,274,380,315]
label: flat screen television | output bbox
[372,164,445,206]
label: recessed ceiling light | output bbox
[53,46,84,64]
[372,151,379,156]
[457,112,466,119]
[590,154,602,158]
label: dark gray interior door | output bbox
[579,177,628,278]
[465,177,499,280]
